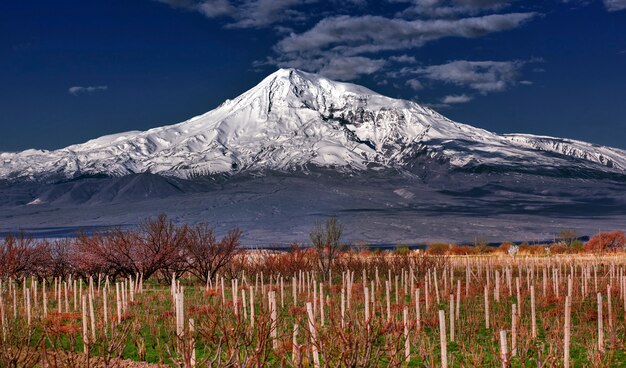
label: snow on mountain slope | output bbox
[1,68,625,182]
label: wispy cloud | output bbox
[226,0,302,28]
[269,13,536,80]
[407,60,528,94]
[276,13,536,55]
[406,79,424,91]
[68,86,108,95]
[389,55,417,64]
[157,0,540,82]
[604,0,626,11]
[196,0,235,18]
[397,0,516,18]
[441,94,473,104]
[156,0,304,28]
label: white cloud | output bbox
[156,0,305,28]
[441,94,473,103]
[411,60,526,94]
[196,0,235,18]
[265,54,387,80]
[406,79,424,90]
[389,55,417,63]
[68,86,108,95]
[270,13,536,80]
[157,0,541,85]
[226,0,303,28]
[604,0,626,11]
[399,0,516,18]
[318,57,387,80]
[276,13,536,55]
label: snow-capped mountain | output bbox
[2,68,625,182]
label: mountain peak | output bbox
[258,68,379,101]
[1,70,626,182]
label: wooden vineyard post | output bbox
[484,285,490,329]
[425,275,430,311]
[564,296,571,368]
[542,267,547,297]
[495,271,500,302]
[176,290,184,343]
[456,280,461,321]
[530,285,537,338]
[415,288,421,332]
[103,287,108,332]
[516,277,521,313]
[313,281,317,319]
[249,287,255,328]
[598,292,604,353]
[242,289,247,320]
[221,277,225,305]
[319,283,324,327]
[403,306,410,363]
[306,302,320,368]
[293,323,300,365]
[449,294,454,342]
[347,271,352,311]
[434,271,441,305]
[33,279,37,314]
[189,318,196,368]
[395,274,399,306]
[26,288,31,327]
[499,330,508,368]
[232,279,238,316]
[0,292,6,342]
[89,290,96,340]
[364,287,370,325]
[438,310,448,368]
[606,284,613,334]
[368,281,374,319]
[116,282,122,325]
[511,304,517,357]
[386,281,391,322]
[465,264,470,297]
[63,280,69,313]
[269,291,278,350]
[43,281,47,318]
[82,295,89,355]
[341,288,345,329]
[129,276,134,303]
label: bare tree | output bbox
[559,229,578,246]
[0,232,48,279]
[73,228,138,279]
[47,238,77,279]
[73,214,188,280]
[309,216,344,279]
[185,224,242,283]
[138,214,189,281]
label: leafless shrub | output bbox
[184,224,242,283]
[310,216,344,280]
[0,232,48,279]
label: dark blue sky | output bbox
[1,0,625,151]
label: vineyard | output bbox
[2,248,626,367]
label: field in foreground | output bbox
[2,251,626,367]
